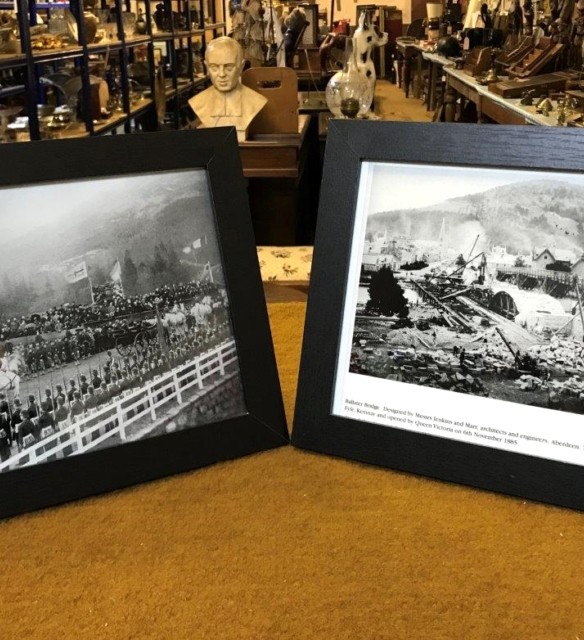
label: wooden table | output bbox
[444,67,559,125]
[239,114,320,245]
[395,38,424,99]
[422,51,455,112]
[395,41,456,113]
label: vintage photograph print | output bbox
[0,130,287,517]
[0,169,245,472]
[333,161,584,466]
[293,121,584,510]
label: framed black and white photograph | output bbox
[299,4,319,48]
[293,121,584,511]
[0,128,287,518]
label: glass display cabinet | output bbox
[0,0,225,141]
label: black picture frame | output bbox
[293,120,584,511]
[0,128,288,519]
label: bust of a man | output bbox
[189,37,267,141]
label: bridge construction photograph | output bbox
[0,169,246,473]
[346,161,584,419]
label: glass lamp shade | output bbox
[325,37,373,118]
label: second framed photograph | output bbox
[0,128,288,519]
[293,120,584,511]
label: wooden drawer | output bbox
[239,145,300,178]
[448,76,479,102]
[481,98,527,124]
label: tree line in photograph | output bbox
[0,240,211,321]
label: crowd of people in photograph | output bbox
[0,281,224,379]
[0,316,233,462]
[0,281,219,341]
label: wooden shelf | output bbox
[86,40,123,53]
[0,0,227,140]
[161,77,205,99]
[176,79,193,94]
[153,31,174,41]
[0,0,67,5]
[0,52,26,68]
[164,79,188,98]
[2,107,153,147]
[0,84,25,99]
[32,45,83,62]
[123,35,151,47]
[48,112,125,139]
[129,97,153,117]
[37,98,152,140]
[153,30,192,41]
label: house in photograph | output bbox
[361,253,399,274]
[571,256,584,279]
[487,245,531,268]
[533,248,576,271]
[364,228,392,255]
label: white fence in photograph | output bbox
[0,340,238,472]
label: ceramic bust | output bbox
[188,37,267,141]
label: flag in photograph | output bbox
[63,259,88,284]
[63,259,93,305]
[93,260,124,305]
[201,261,214,283]
[192,235,207,250]
[109,260,122,284]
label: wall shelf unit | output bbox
[0,0,225,142]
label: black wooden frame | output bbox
[0,128,288,518]
[292,120,584,511]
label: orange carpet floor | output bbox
[1,300,583,640]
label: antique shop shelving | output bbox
[0,0,225,142]
[149,0,225,128]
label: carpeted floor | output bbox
[1,299,584,639]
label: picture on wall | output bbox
[293,120,584,511]
[0,129,287,518]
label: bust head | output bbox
[205,37,244,93]
[190,36,267,140]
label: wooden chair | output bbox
[241,67,299,136]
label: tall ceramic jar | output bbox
[325,37,372,118]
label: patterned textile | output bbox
[256,246,313,283]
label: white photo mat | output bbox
[333,161,584,467]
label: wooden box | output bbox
[463,47,492,77]
[489,71,575,98]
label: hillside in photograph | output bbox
[367,180,584,255]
